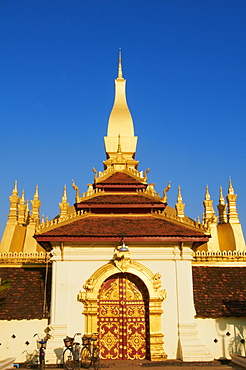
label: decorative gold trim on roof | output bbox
[0,251,50,264]
[36,210,91,234]
[151,209,209,234]
[94,167,148,184]
[193,250,246,263]
[35,209,207,236]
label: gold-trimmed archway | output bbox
[78,252,167,361]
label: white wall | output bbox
[0,319,48,363]
[195,317,246,360]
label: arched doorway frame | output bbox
[79,258,167,361]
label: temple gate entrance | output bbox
[98,272,150,360]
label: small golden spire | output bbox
[118,48,123,79]
[114,134,127,168]
[30,185,41,225]
[203,185,216,224]
[226,178,239,223]
[59,185,69,218]
[205,185,211,200]
[62,185,67,202]
[177,186,182,203]
[8,181,20,222]
[217,186,227,224]
[34,185,39,200]
[175,186,185,218]
[18,190,27,225]
[228,178,234,195]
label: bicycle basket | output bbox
[91,333,98,342]
[36,339,47,349]
[63,336,74,347]
[82,335,90,345]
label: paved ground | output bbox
[27,360,246,370]
[99,360,244,370]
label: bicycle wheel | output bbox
[74,345,81,370]
[81,346,91,368]
[93,348,100,370]
[63,348,76,370]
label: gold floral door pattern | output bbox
[98,273,150,360]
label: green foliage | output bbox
[0,278,12,293]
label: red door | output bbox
[98,273,149,360]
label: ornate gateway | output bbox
[79,256,167,361]
[98,273,149,360]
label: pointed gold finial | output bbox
[175,186,185,218]
[228,177,234,195]
[226,178,239,223]
[59,185,69,218]
[203,185,216,224]
[205,185,211,200]
[34,185,39,200]
[8,181,20,223]
[30,185,41,225]
[177,186,182,202]
[62,185,67,202]
[18,190,27,225]
[219,186,225,203]
[118,48,123,79]
[114,134,127,169]
[217,186,227,224]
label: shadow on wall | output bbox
[22,349,38,367]
[217,319,246,357]
[228,322,246,356]
[54,348,63,365]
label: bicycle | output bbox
[33,333,49,370]
[63,333,82,370]
[81,333,100,370]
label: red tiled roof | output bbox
[0,268,50,320]
[98,172,144,185]
[193,266,246,317]
[36,215,206,240]
[78,194,165,205]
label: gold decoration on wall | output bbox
[113,241,132,272]
[78,257,167,361]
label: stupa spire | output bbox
[104,51,138,170]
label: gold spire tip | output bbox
[118,48,123,79]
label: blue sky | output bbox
[1,0,246,237]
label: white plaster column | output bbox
[46,247,68,364]
[174,245,213,361]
